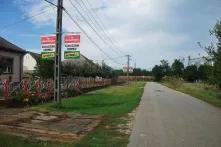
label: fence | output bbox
[0,77,116,100]
[119,76,154,81]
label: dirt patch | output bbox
[0,108,102,142]
[116,109,137,135]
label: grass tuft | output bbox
[163,79,221,108]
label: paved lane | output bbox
[128,82,221,147]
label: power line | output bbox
[92,55,126,62]
[83,0,125,54]
[68,0,122,56]
[76,0,110,41]
[78,0,125,54]
[42,0,57,7]
[126,54,132,80]
[43,0,123,66]
[74,0,102,33]
[63,8,123,65]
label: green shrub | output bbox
[0,88,3,97]
[217,92,221,100]
[11,96,23,106]
[29,95,41,105]
[163,77,183,88]
[65,89,78,97]
[11,91,29,107]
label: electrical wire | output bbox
[83,0,125,54]
[63,8,123,65]
[77,0,124,54]
[42,0,57,7]
[43,0,124,66]
[92,55,126,62]
[68,0,122,56]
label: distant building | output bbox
[23,52,40,74]
[0,37,26,83]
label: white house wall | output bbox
[23,53,37,72]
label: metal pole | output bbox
[54,0,63,104]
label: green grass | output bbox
[33,82,145,117]
[163,80,221,108]
[0,133,75,147]
[1,82,146,147]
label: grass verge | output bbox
[1,82,146,147]
[0,134,75,147]
[163,79,221,108]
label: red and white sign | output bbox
[64,33,81,51]
[41,35,56,44]
[64,34,80,44]
[129,67,134,73]
[41,35,56,52]
[123,67,133,73]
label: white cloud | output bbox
[15,0,205,69]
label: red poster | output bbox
[64,34,80,44]
[41,35,56,45]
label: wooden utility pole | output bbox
[188,56,191,66]
[126,55,131,81]
[54,0,63,104]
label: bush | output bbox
[11,92,29,107]
[183,65,198,82]
[10,91,42,107]
[29,95,41,105]
[64,89,78,98]
[217,93,221,100]
[0,88,3,97]
[163,77,183,88]
[152,65,164,81]
[11,96,23,106]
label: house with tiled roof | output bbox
[0,36,26,83]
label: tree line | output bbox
[34,59,119,79]
[152,20,221,89]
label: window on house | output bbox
[0,56,13,74]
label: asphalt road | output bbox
[128,82,221,147]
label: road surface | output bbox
[128,82,221,147]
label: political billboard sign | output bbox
[64,51,80,59]
[41,35,56,59]
[64,33,80,51]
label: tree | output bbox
[160,60,171,76]
[183,65,198,82]
[114,69,124,76]
[133,68,143,76]
[152,65,164,81]
[142,69,152,76]
[171,59,184,77]
[35,59,54,79]
[198,64,212,81]
[101,63,113,78]
[206,20,221,89]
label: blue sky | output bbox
[0,0,220,69]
